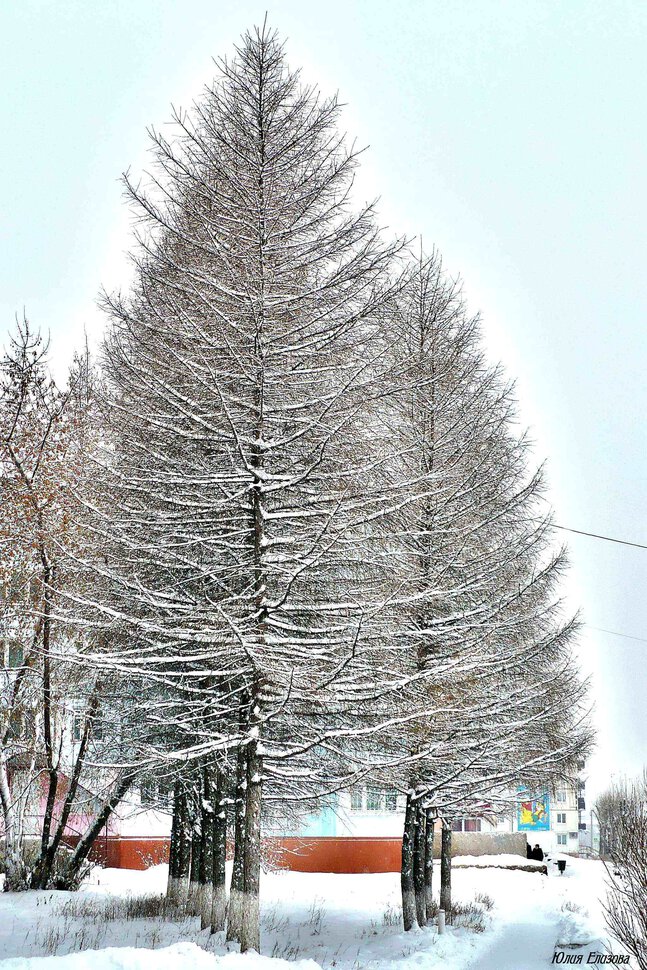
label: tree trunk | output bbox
[32,686,100,890]
[0,757,28,891]
[211,769,227,933]
[440,822,452,922]
[240,735,262,953]
[226,741,247,942]
[56,772,134,889]
[413,799,427,926]
[176,789,191,909]
[424,809,435,923]
[199,769,214,930]
[39,561,59,862]
[187,792,202,916]
[167,781,181,904]
[401,791,417,931]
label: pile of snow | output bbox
[452,854,545,869]
[0,942,322,970]
[556,906,600,947]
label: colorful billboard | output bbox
[517,792,550,831]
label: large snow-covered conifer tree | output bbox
[97,24,406,950]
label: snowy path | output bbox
[467,918,608,969]
[467,918,558,969]
[466,861,617,970]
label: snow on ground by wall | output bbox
[0,857,635,969]
[452,854,545,869]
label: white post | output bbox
[438,909,445,934]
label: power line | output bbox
[585,625,647,646]
[548,525,647,642]
[552,524,647,552]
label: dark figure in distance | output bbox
[532,844,544,862]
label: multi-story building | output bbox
[500,762,589,855]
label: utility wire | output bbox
[585,625,647,646]
[547,524,647,642]
[552,524,647,552]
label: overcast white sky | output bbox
[2,0,646,805]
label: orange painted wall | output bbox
[265,837,402,873]
[66,835,403,873]
[105,837,170,870]
[64,836,170,872]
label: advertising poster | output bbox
[517,793,550,831]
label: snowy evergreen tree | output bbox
[95,24,406,949]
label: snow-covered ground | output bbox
[0,856,634,969]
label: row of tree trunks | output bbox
[401,795,452,930]
[163,738,262,952]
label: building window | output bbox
[7,642,24,668]
[140,778,172,809]
[557,834,567,846]
[556,790,566,804]
[451,818,482,833]
[557,812,566,824]
[8,709,35,740]
[384,790,398,812]
[366,787,383,812]
[350,788,363,812]
[72,712,83,742]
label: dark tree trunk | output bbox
[211,769,228,933]
[167,781,181,903]
[424,809,435,923]
[401,791,417,931]
[56,772,135,889]
[240,735,262,953]
[440,823,452,921]
[40,563,58,859]
[413,799,427,926]
[200,768,214,930]
[177,788,192,908]
[32,686,100,890]
[187,789,202,915]
[226,742,247,943]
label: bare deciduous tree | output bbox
[598,773,647,969]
